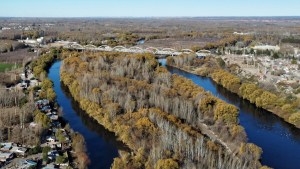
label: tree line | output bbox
[167,54,300,128]
[60,51,268,169]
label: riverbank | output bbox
[163,59,300,169]
[29,49,90,168]
[166,60,300,129]
[59,51,270,169]
[49,61,124,169]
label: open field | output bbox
[0,63,20,72]
[0,49,36,64]
[1,17,300,49]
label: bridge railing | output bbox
[66,43,209,57]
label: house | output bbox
[17,159,37,169]
[49,115,59,121]
[47,150,59,160]
[0,143,12,152]
[46,136,56,143]
[45,142,61,149]
[20,73,26,80]
[196,50,211,58]
[35,99,50,107]
[46,112,53,116]
[51,121,61,128]
[30,79,39,87]
[0,152,14,162]
[253,45,280,51]
[11,146,27,156]
[43,164,56,169]
[29,122,38,128]
[41,106,52,112]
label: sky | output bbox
[1,0,300,17]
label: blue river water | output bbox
[48,59,300,169]
[159,59,300,169]
[48,61,125,169]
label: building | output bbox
[46,136,56,143]
[0,143,12,152]
[196,50,211,58]
[17,159,37,169]
[0,152,14,162]
[253,45,280,51]
[18,37,45,46]
[11,146,27,156]
[37,37,45,44]
[233,32,252,35]
[1,27,11,30]
[43,164,56,169]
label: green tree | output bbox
[42,146,51,162]
[56,155,67,164]
[291,59,297,65]
[35,112,51,128]
[216,57,225,68]
[56,130,66,143]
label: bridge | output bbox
[64,42,211,57]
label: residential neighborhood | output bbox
[0,64,76,169]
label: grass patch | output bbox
[0,63,20,72]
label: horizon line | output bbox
[1,16,300,19]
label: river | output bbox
[158,59,300,169]
[48,61,126,169]
[48,59,300,169]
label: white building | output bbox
[37,37,45,44]
[253,45,280,51]
[233,32,251,35]
[0,152,14,162]
[18,37,45,46]
[1,27,11,30]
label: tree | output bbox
[216,57,225,68]
[289,113,300,126]
[255,91,278,109]
[34,111,50,128]
[291,59,297,65]
[214,102,238,125]
[42,146,51,154]
[42,146,51,162]
[41,78,53,90]
[72,133,86,153]
[239,143,262,161]
[56,155,67,164]
[46,88,56,101]
[77,152,90,169]
[155,159,179,169]
[272,52,280,59]
[56,130,66,143]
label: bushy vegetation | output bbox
[167,54,300,127]
[211,69,241,94]
[31,50,90,168]
[0,40,25,53]
[31,48,58,79]
[61,51,263,169]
